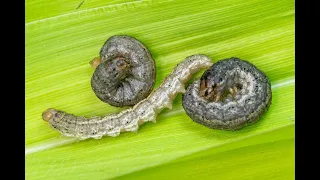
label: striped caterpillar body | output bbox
[90,35,156,107]
[182,57,272,130]
[42,54,213,140]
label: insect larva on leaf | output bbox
[90,35,156,107]
[182,57,272,130]
[42,54,213,140]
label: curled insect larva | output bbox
[42,54,213,140]
[91,35,156,107]
[182,57,272,130]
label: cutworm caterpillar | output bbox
[90,35,156,107]
[42,54,213,140]
[182,57,272,130]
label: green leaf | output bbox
[26,0,295,179]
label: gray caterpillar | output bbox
[90,35,156,107]
[182,57,272,130]
[42,54,213,140]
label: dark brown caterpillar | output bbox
[90,35,156,107]
[42,55,213,140]
[182,57,272,130]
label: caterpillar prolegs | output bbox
[42,54,213,140]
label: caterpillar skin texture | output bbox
[42,55,213,140]
[91,35,156,107]
[182,57,272,130]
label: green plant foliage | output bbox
[26,0,294,179]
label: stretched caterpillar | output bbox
[42,54,213,140]
[90,35,156,107]
[182,57,272,130]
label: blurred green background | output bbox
[26,0,295,179]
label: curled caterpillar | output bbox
[90,35,156,107]
[182,57,272,130]
[42,54,213,140]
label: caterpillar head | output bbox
[42,108,61,122]
[199,70,226,102]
